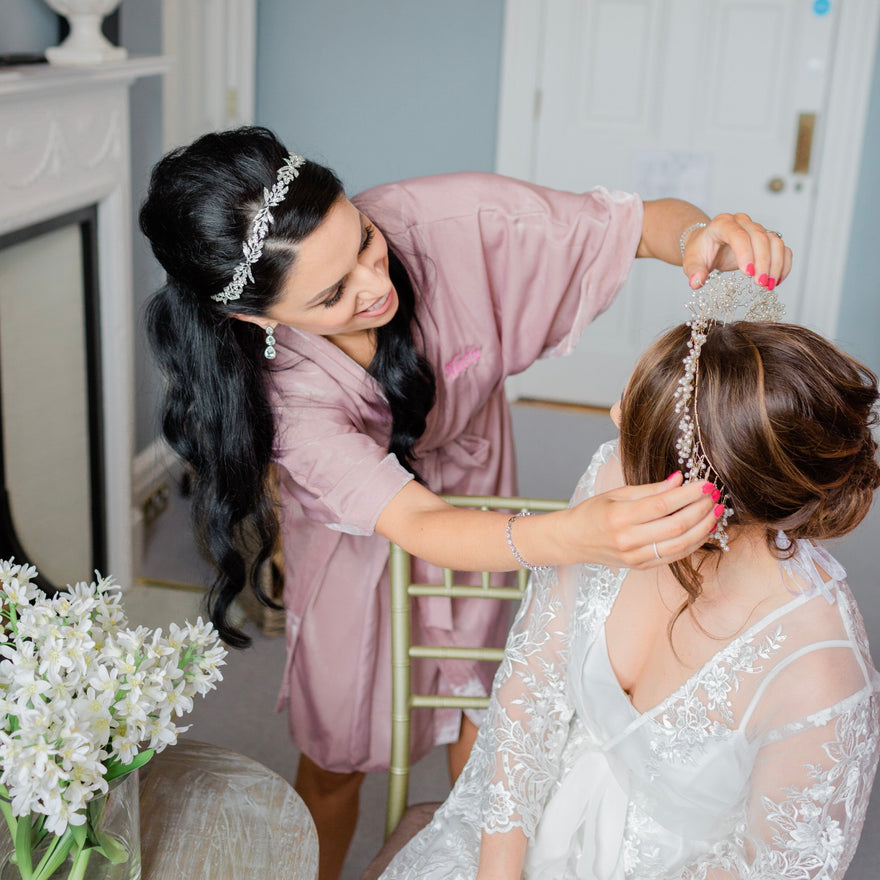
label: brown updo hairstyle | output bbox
[619,321,880,606]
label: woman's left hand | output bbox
[682,212,792,291]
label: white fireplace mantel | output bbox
[0,57,169,236]
[0,56,169,587]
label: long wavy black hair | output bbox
[140,127,435,647]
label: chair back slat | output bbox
[409,646,506,662]
[407,584,524,600]
[385,494,567,839]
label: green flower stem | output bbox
[30,815,47,851]
[66,846,91,880]
[31,828,75,880]
[14,813,34,879]
[7,602,19,635]
[0,785,18,844]
[94,831,127,865]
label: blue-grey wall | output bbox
[837,36,880,378]
[2,0,878,449]
[0,0,56,55]
[119,1,165,454]
[255,0,506,196]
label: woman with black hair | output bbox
[139,126,791,879]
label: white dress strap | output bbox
[776,531,846,605]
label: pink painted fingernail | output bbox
[768,277,776,290]
[689,273,700,288]
[711,488,721,502]
[710,524,717,533]
[745,263,755,276]
[758,273,769,287]
[701,482,714,494]
[666,471,681,482]
[714,504,725,517]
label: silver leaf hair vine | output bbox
[211,153,307,304]
[672,270,785,550]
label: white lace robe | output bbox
[380,442,880,880]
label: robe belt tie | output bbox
[526,748,628,880]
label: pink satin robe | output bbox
[268,172,643,772]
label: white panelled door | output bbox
[501,0,875,407]
[161,0,257,151]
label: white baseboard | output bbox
[133,437,184,505]
[131,437,185,578]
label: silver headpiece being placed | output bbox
[211,153,307,304]
[672,270,785,550]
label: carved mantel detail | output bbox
[1,100,123,188]
[0,58,165,236]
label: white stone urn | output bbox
[43,0,127,66]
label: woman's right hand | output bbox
[558,471,720,569]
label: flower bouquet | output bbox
[0,560,227,880]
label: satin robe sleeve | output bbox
[271,364,414,535]
[275,175,642,534]
[354,172,644,378]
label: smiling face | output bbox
[233,196,398,351]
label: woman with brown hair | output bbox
[380,273,880,880]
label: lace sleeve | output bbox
[476,563,578,837]
[679,670,880,879]
[474,442,618,839]
[739,692,880,879]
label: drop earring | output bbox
[264,324,276,360]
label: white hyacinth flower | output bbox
[0,558,227,850]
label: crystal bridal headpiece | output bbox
[212,153,307,304]
[672,270,785,550]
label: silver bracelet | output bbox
[679,221,707,260]
[505,511,550,572]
